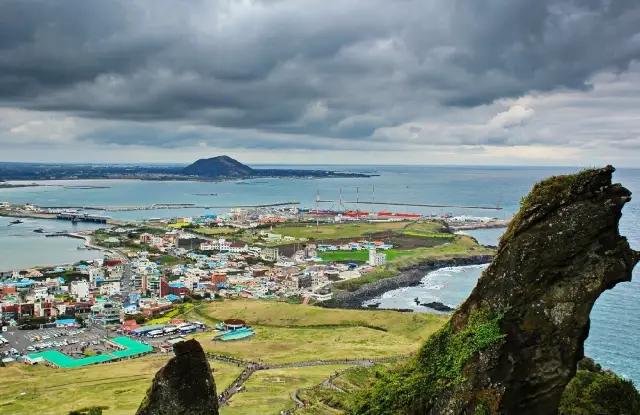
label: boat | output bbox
[33,228,46,233]
[77,245,87,250]
[8,219,23,225]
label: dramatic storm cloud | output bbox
[0,0,639,164]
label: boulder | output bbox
[136,339,218,415]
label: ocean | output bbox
[1,165,638,381]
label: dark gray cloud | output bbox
[0,0,639,149]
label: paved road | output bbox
[121,259,133,306]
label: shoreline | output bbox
[448,221,510,231]
[325,255,494,309]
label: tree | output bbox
[560,364,640,415]
[75,315,85,328]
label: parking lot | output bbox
[1,326,109,358]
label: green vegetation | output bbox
[274,222,410,240]
[333,235,493,292]
[192,227,237,236]
[145,303,195,325]
[560,367,640,415]
[221,365,352,415]
[402,221,449,233]
[319,249,417,262]
[400,231,455,240]
[186,300,446,364]
[154,255,184,265]
[500,168,598,248]
[0,357,243,415]
[349,309,505,414]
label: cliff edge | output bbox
[353,165,639,414]
[136,339,218,415]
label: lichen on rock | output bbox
[136,339,218,415]
[351,165,639,415]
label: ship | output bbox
[309,209,344,215]
[8,219,23,225]
[33,228,46,233]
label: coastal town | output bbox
[0,202,506,332]
[0,199,503,414]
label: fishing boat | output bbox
[33,228,46,233]
[8,219,23,225]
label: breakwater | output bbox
[327,255,494,309]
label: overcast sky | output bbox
[1,0,640,166]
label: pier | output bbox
[56,213,109,223]
[316,200,503,211]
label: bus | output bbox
[179,325,197,334]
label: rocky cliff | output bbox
[136,339,218,415]
[352,166,639,415]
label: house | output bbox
[139,233,153,244]
[228,242,248,253]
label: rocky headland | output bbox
[327,255,494,309]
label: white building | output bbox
[200,238,231,251]
[33,286,49,301]
[71,280,90,299]
[368,248,387,266]
[88,267,105,283]
[99,281,121,296]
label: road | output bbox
[121,259,133,307]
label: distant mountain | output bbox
[182,155,256,178]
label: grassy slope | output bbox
[221,365,353,415]
[187,300,447,364]
[333,235,494,291]
[0,356,242,415]
[273,222,410,240]
[319,250,418,262]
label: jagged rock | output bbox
[136,339,218,415]
[354,166,639,415]
[421,301,454,312]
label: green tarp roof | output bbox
[26,336,152,368]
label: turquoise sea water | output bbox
[1,165,639,381]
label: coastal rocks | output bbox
[136,339,218,415]
[353,166,639,415]
[413,298,454,312]
[329,256,494,309]
[421,301,454,312]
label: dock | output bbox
[56,213,110,223]
[316,200,503,211]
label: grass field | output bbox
[318,249,418,262]
[0,356,243,415]
[333,235,493,291]
[273,222,411,240]
[192,227,237,236]
[220,365,354,415]
[187,300,447,364]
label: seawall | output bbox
[327,255,494,309]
